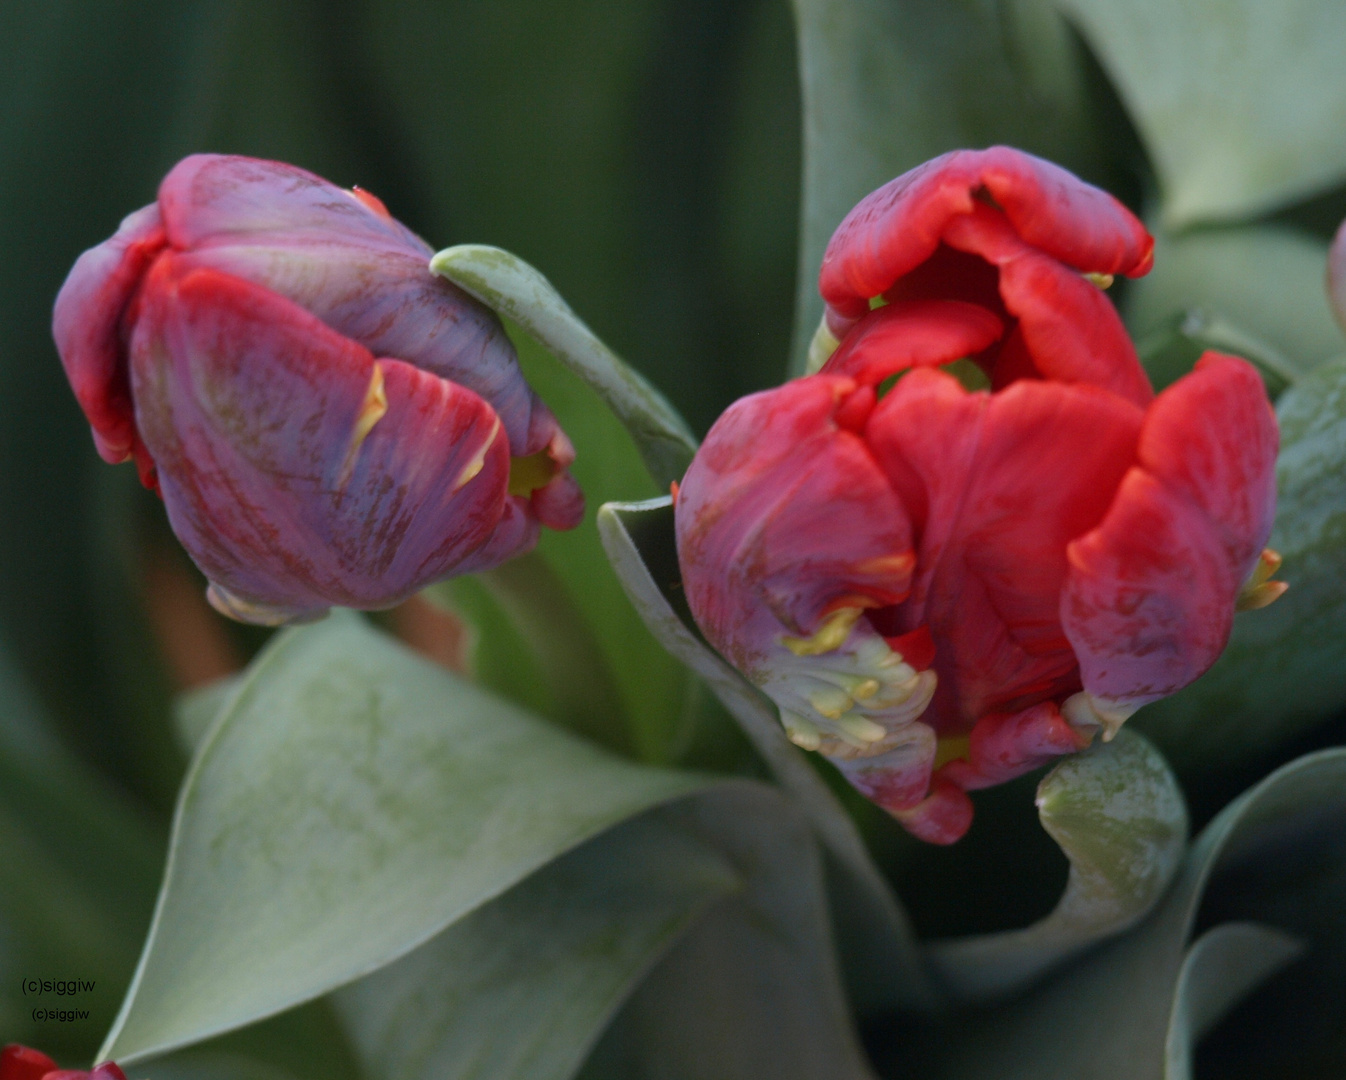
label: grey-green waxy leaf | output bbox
[429,245,697,487]
[597,497,936,1012]
[1137,359,1346,769]
[789,0,1102,372]
[906,748,1346,1080]
[172,674,244,756]
[1125,223,1343,387]
[927,730,1187,1001]
[99,612,709,1065]
[1058,0,1346,226]
[334,803,742,1080]
[577,786,878,1080]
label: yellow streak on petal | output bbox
[454,416,502,491]
[508,449,557,497]
[782,606,863,657]
[1084,272,1114,289]
[337,363,389,486]
[1237,548,1287,612]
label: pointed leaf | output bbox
[429,245,697,488]
[1059,0,1346,226]
[99,612,709,1064]
[927,729,1187,1001]
[597,496,936,1011]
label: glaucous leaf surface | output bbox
[1126,224,1344,387]
[789,0,1110,371]
[430,246,697,489]
[1137,359,1346,769]
[597,496,936,1013]
[99,613,710,1064]
[575,787,877,1080]
[1058,0,1346,226]
[891,749,1346,1080]
[927,730,1187,1001]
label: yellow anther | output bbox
[1084,272,1114,289]
[508,449,557,497]
[454,417,502,490]
[852,678,881,701]
[1237,548,1286,611]
[839,714,888,743]
[782,713,822,752]
[337,363,389,485]
[782,606,864,657]
[808,686,854,721]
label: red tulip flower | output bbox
[676,148,1281,844]
[54,155,582,625]
[1,1046,125,1080]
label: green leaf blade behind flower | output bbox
[99,611,711,1065]
[429,244,697,489]
[926,729,1187,1002]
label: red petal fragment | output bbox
[884,625,936,671]
[889,776,975,845]
[1,1045,58,1080]
[52,203,167,470]
[939,701,1090,792]
[943,205,1152,407]
[820,146,1154,322]
[822,299,1004,387]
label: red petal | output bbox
[51,203,167,472]
[1,1045,58,1080]
[820,146,1154,324]
[1061,354,1278,705]
[866,369,1144,728]
[676,375,915,670]
[939,701,1090,792]
[942,205,1152,406]
[821,299,1004,387]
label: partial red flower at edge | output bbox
[52,155,584,626]
[1,1045,125,1080]
[676,147,1282,845]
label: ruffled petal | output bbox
[130,259,512,622]
[866,369,1144,728]
[819,146,1154,324]
[1061,353,1278,707]
[821,299,1003,386]
[51,203,167,476]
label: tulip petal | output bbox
[866,369,1144,728]
[130,260,514,620]
[160,155,552,458]
[819,146,1154,324]
[942,205,1153,406]
[821,299,1004,387]
[51,203,167,479]
[1062,354,1278,707]
[1,1045,58,1080]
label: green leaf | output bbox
[576,786,878,1080]
[1137,358,1346,770]
[172,675,243,757]
[1125,223,1344,387]
[927,729,1187,1001]
[334,801,742,1080]
[429,245,697,488]
[904,748,1346,1080]
[596,496,936,1012]
[1058,0,1346,226]
[789,0,1107,372]
[99,612,710,1064]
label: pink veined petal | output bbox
[821,299,1004,386]
[819,146,1154,323]
[1061,353,1278,706]
[51,202,167,472]
[130,259,511,617]
[865,369,1144,728]
[676,375,915,674]
[942,205,1153,407]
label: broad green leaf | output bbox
[1137,359,1346,769]
[927,730,1187,1001]
[430,245,696,489]
[1165,922,1302,1080]
[789,0,1107,372]
[577,786,878,1080]
[1125,223,1343,385]
[172,674,243,756]
[1058,0,1346,226]
[596,496,936,1012]
[901,748,1346,1080]
[1135,311,1296,398]
[99,612,710,1064]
